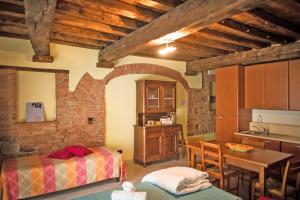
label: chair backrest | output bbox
[242,138,266,149]
[185,136,202,167]
[201,142,223,180]
[185,136,203,145]
[287,160,300,191]
[281,160,291,197]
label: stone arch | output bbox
[103,63,190,91]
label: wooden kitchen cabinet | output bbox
[216,66,252,144]
[241,136,280,151]
[245,61,289,110]
[134,125,180,167]
[263,61,289,110]
[289,59,300,111]
[163,126,178,158]
[136,80,176,113]
[281,142,300,161]
[216,114,238,143]
[245,64,264,109]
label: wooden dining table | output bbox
[186,141,294,196]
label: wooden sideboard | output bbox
[134,124,181,167]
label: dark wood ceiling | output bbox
[0,0,300,62]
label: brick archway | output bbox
[103,63,190,90]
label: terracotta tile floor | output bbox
[27,159,253,200]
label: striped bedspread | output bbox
[1,147,125,200]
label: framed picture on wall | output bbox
[26,102,45,122]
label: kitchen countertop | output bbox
[235,131,300,145]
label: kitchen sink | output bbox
[242,131,269,137]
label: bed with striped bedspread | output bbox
[1,147,125,200]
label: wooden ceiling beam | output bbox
[196,29,269,49]
[179,34,251,52]
[98,0,269,65]
[50,32,109,48]
[0,1,24,13]
[54,12,131,37]
[119,0,181,12]
[260,0,300,25]
[187,42,300,72]
[0,0,23,6]
[24,0,57,63]
[216,19,295,44]
[247,8,300,38]
[62,0,160,23]
[0,18,110,49]
[52,24,119,42]
[0,30,102,50]
[57,1,144,30]
[173,42,230,57]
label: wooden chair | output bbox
[237,138,267,199]
[252,160,299,200]
[201,141,239,193]
[185,136,203,170]
[178,126,185,159]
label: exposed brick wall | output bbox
[187,70,215,135]
[0,69,104,156]
[103,63,190,90]
[0,64,213,156]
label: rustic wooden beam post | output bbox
[24,0,57,63]
[187,42,300,72]
[98,0,269,65]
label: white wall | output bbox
[17,71,56,122]
[105,74,187,160]
[252,109,300,126]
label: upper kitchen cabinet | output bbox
[289,59,300,111]
[245,61,289,110]
[263,61,289,110]
[216,66,239,115]
[136,80,176,113]
[245,64,264,109]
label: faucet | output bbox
[252,125,269,136]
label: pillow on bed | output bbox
[48,149,74,159]
[64,145,92,157]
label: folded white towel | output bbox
[111,191,147,200]
[141,167,212,195]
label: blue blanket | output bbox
[73,182,241,200]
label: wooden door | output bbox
[162,84,176,112]
[263,61,289,110]
[289,59,300,111]
[216,66,239,115]
[145,127,163,162]
[245,64,264,109]
[163,126,178,158]
[145,83,161,113]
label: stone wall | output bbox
[187,70,215,135]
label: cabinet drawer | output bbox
[164,126,180,133]
[146,127,162,135]
[241,137,280,151]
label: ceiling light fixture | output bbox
[158,39,176,55]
